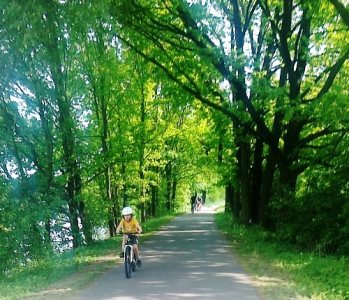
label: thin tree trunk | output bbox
[250,137,263,224]
[259,152,276,228]
[225,183,234,214]
[165,162,172,211]
[240,140,251,224]
[151,184,157,217]
[42,1,84,248]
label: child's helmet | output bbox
[122,206,133,215]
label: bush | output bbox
[269,170,349,254]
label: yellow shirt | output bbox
[120,218,139,233]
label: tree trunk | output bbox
[165,162,172,211]
[171,178,177,209]
[121,162,127,207]
[140,202,146,223]
[239,140,251,224]
[151,184,158,216]
[107,170,117,237]
[250,137,263,224]
[259,152,277,228]
[42,1,84,248]
[79,199,93,245]
[225,183,234,214]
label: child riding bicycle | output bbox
[115,206,143,266]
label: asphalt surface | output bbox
[72,207,261,300]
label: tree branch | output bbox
[316,46,349,99]
[329,0,349,26]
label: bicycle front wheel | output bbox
[131,248,137,271]
[124,247,132,278]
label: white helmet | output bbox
[122,206,133,216]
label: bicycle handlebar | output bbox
[118,232,141,236]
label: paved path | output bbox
[72,207,261,300]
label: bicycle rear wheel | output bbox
[124,247,132,278]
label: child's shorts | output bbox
[126,234,139,245]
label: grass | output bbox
[0,213,177,300]
[215,212,349,300]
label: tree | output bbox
[110,0,349,227]
[0,0,86,248]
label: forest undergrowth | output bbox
[215,212,349,300]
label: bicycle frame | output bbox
[122,234,138,278]
[124,244,134,263]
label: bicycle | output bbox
[120,233,141,278]
[191,200,202,214]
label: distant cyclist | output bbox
[195,196,202,211]
[116,207,142,266]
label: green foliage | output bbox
[278,167,349,254]
[0,178,69,273]
[215,212,349,300]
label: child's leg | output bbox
[133,244,140,259]
[121,235,127,251]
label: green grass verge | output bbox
[215,212,349,300]
[0,213,177,300]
